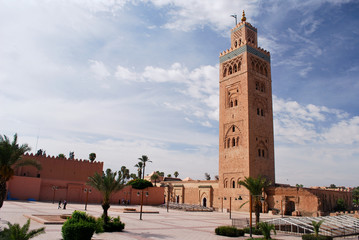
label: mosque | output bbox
[161,12,352,216]
[7,13,352,216]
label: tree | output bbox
[214,175,219,180]
[134,162,143,179]
[156,171,164,177]
[334,198,347,211]
[204,172,211,180]
[238,176,270,228]
[151,173,160,186]
[118,166,130,184]
[174,171,179,178]
[130,173,137,180]
[312,220,324,237]
[138,155,152,179]
[0,134,42,208]
[258,222,276,240]
[57,153,66,158]
[352,186,359,207]
[296,184,303,188]
[87,168,124,224]
[167,174,172,177]
[89,153,96,162]
[329,184,336,188]
[0,219,45,240]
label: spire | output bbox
[241,10,246,22]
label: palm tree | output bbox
[258,222,276,239]
[0,134,42,208]
[138,155,152,179]
[134,162,143,179]
[119,166,130,184]
[89,153,96,162]
[57,153,66,158]
[312,220,324,237]
[0,219,45,240]
[174,171,179,178]
[150,173,160,186]
[238,176,270,228]
[87,168,124,223]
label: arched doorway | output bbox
[202,197,207,207]
[176,195,179,203]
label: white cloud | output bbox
[89,60,111,80]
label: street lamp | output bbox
[52,186,58,204]
[137,190,149,220]
[84,188,92,211]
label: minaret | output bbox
[218,11,275,209]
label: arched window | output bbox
[238,62,241,71]
[232,126,235,132]
[261,84,265,92]
[230,101,233,107]
[261,109,264,116]
[227,139,230,148]
[239,39,242,45]
[234,64,237,72]
[223,68,227,77]
[248,38,251,43]
[234,100,238,106]
[262,149,265,158]
[256,64,260,73]
[237,179,241,188]
[257,108,260,115]
[256,82,259,90]
[265,68,268,77]
[229,66,232,74]
[234,41,238,47]
[258,149,261,157]
[224,180,228,188]
[232,138,236,147]
[236,137,239,146]
[232,180,236,188]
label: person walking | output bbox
[58,200,62,209]
[63,200,67,209]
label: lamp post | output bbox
[84,188,92,211]
[52,186,58,204]
[137,190,149,220]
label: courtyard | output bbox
[0,200,303,240]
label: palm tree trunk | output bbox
[142,165,145,179]
[255,203,261,228]
[102,202,110,224]
[0,179,7,208]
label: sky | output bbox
[1,0,359,187]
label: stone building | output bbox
[163,12,352,216]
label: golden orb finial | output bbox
[241,10,246,22]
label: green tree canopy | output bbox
[238,176,270,228]
[0,134,41,208]
[128,179,153,189]
[87,169,124,223]
[89,153,96,162]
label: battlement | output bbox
[23,153,103,166]
[219,40,270,58]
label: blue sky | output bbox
[1,0,358,187]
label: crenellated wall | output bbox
[6,154,164,205]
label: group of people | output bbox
[58,200,67,209]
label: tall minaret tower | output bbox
[218,11,275,209]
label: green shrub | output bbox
[102,216,125,232]
[215,226,244,237]
[243,227,263,235]
[302,234,333,240]
[62,211,101,240]
[258,222,276,239]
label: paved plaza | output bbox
[0,200,303,240]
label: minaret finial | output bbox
[241,10,246,22]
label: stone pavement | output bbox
[0,201,302,240]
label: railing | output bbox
[264,215,359,237]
